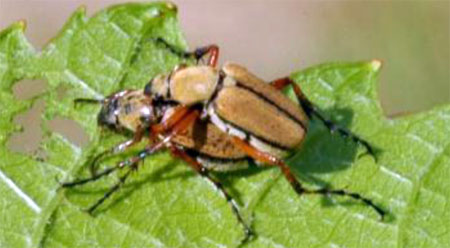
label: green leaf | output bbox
[0,3,448,248]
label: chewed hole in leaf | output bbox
[12,79,48,100]
[7,99,44,155]
[48,117,89,147]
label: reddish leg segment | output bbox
[117,109,201,169]
[151,106,191,135]
[193,44,219,67]
[115,108,201,167]
[232,137,385,219]
[270,77,375,158]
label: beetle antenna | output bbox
[74,98,104,105]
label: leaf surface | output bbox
[0,3,448,248]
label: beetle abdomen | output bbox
[170,117,249,171]
[171,118,247,160]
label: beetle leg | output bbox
[89,132,187,214]
[61,109,201,213]
[83,110,201,213]
[61,126,145,184]
[232,137,386,219]
[118,109,201,169]
[169,146,253,241]
[62,109,199,187]
[60,135,174,214]
[270,77,376,158]
[84,169,132,214]
[151,105,191,135]
[194,44,219,67]
[151,37,219,67]
[88,126,145,176]
[60,166,118,187]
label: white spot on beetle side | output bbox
[208,105,228,133]
[208,104,288,158]
[227,126,246,140]
[249,136,287,158]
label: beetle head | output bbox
[99,90,158,132]
[97,96,121,130]
[74,97,118,129]
[75,90,157,132]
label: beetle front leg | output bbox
[84,169,132,214]
[270,77,376,158]
[87,137,174,214]
[60,166,118,188]
[169,146,253,242]
[59,165,126,214]
[61,126,144,185]
[232,137,386,219]
[151,37,219,67]
[88,126,145,176]
[62,107,203,214]
[60,109,199,213]
[61,136,169,214]
[82,110,202,213]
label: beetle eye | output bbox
[144,79,153,96]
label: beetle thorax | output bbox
[148,66,220,105]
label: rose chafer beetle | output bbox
[62,38,385,238]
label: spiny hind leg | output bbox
[169,146,253,241]
[270,77,376,158]
[232,137,385,219]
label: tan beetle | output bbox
[62,38,384,239]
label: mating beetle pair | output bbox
[62,38,385,238]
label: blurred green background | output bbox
[0,0,448,116]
